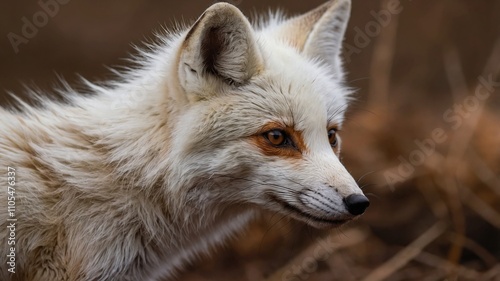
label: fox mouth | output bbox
[269,195,349,226]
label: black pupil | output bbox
[329,130,336,144]
[272,131,281,140]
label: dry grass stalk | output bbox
[460,183,500,229]
[468,150,500,197]
[416,177,448,219]
[478,264,500,281]
[438,177,466,267]
[361,221,447,281]
[414,251,481,280]
[448,233,498,268]
[368,0,400,107]
[481,39,500,77]
[444,48,469,100]
[265,228,369,281]
[440,39,500,269]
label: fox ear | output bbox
[275,0,351,78]
[178,3,263,97]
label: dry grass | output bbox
[0,1,497,280]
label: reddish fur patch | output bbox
[250,122,307,159]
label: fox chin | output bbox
[0,0,369,280]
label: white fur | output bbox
[0,1,365,280]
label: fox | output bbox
[0,0,369,280]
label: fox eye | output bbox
[328,128,338,147]
[265,130,286,146]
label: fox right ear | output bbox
[271,0,351,80]
[177,3,263,101]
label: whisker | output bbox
[357,171,376,183]
[360,183,378,190]
[364,192,379,200]
[215,175,301,195]
[259,211,288,253]
[348,76,371,84]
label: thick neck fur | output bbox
[0,44,256,279]
[0,67,256,280]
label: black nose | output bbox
[344,194,370,215]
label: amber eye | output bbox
[328,128,338,147]
[265,130,286,146]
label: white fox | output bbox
[0,0,369,280]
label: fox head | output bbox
[168,0,368,228]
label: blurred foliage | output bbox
[1,0,499,280]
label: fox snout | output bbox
[294,183,369,226]
[344,194,370,215]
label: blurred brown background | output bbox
[1,0,499,280]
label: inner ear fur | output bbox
[179,3,263,87]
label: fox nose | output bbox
[344,194,370,215]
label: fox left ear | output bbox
[177,3,263,100]
[273,0,351,79]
